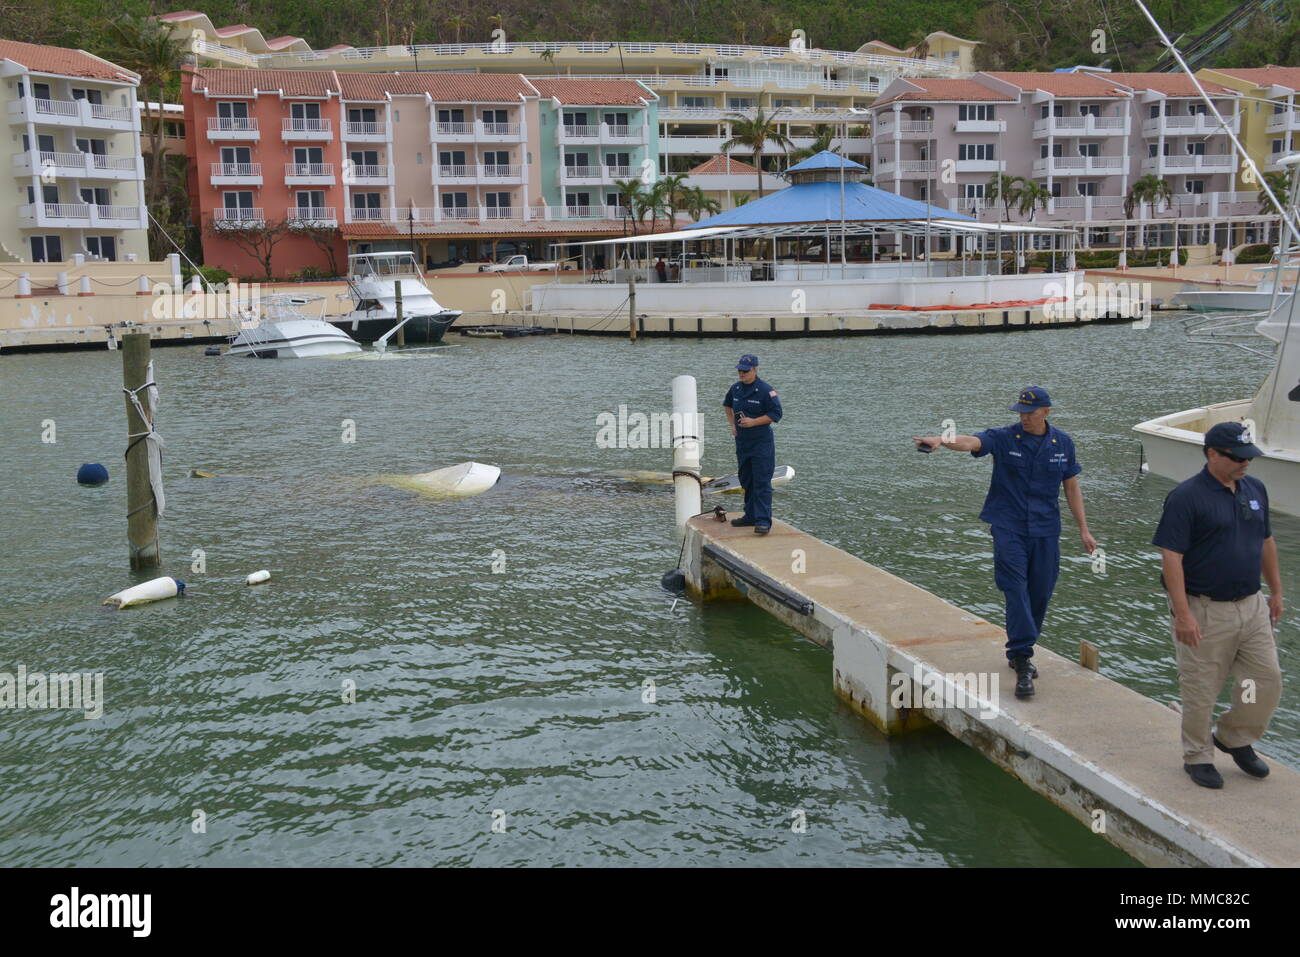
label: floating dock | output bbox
[683,513,1300,867]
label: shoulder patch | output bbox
[769,390,778,397]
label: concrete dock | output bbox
[683,513,1300,867]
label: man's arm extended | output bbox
[739,414,773,428]
[1063,476,1098,554]
[725,406,736,437]
[1263,535,1284,624]
[913,434,982,452]
[1160,548,1201,647]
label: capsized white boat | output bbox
[1135,158,1300,516]
[334,252,462,344]
[227,294,362,358]
[375,461,502,497]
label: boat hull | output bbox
[329,311,460,344]
[1133,399,1300,517]
[227,319,362,358]
[1172,291,1293,312]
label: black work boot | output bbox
[1184,763,1224,789]
[730,517,755,527]
[1010,656,1035,698]
[1214,735,1270,778]
[1007,658,1038,679]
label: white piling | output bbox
[56,271,70,295]
[16,273,31,297]
[671,374,702,533]
[168,253,181,290]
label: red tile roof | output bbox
[687,155,760,175]
[984,71,1130,97]
[337,72,534,101]
[1208,66,1300,91]
[529,78,654,105]
[873,78,1015,106]
[1108,72,1235,97]
[0,39,136,82]
[190,67,338,96]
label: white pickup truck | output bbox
[478,255,560,273]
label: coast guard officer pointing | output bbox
[724,354,783,535]
[914,387,1097,698]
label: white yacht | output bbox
[1170,264,1297,313]
[333,252,462,344]
[1135,158,1300,517]
[227,294,362,358]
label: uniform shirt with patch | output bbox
[1152,467,1271,600]
[970,423,1081,536]
[723,377,783,447]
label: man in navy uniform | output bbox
[1153,421,1283,789]
[723,354,783,535]
[914,387,1097,697]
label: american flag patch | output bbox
[769,390,778,397]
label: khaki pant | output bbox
[1170,593,1282,765]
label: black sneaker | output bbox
[1007,658,1038,679]
[1010,657,1035,698]
[1214,735,1270,778]
[1184,763,1224,789]
[754,525,771,535]
[730,517,755,527]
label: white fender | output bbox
[104,576,185,608]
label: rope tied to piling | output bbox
[122,362,166,518]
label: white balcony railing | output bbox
[346,164,391,181]
[287,206,337,223]
[344,120,387,138]
[212,207,265,225]
[480,164,522,178]
[282,118,332,136]
[207,116,259,134]
[438,164,475,179]
[562,124,601,137]
[482,122,521,136]
[284,162,335,179]
[435,122,476,136]
[210,162,262,179]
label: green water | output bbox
[0,318,1294,867]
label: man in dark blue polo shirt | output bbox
[1152,422,1284,789]
[914,386,1097,698]
[723,354,783,535]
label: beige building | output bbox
[1,39,148,263]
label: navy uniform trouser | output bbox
[736,439,775,527]
[991,526,1061,661]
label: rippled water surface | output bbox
[0,317,1295,866]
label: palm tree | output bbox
[102,14,188,258]
[1261,170,1292,215]
[539,49,559,75]
[611,178,645,235]
[1126,174,1174,254]
[658,173,690,225]
[733,193,752,207]
[986,172,1021,224]
[445,14,468,43]
[788,124,840,163]
[721,107,793,198]
[1015,179,1052,222]
[684,186,721,222]
[640,179,672,235]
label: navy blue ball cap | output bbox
[1009,386,1051,413]
[737,354,758,371]
[1205,421,1262,458]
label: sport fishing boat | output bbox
[227,294,362,358]
[1134,155,1300,517]
[332,252,462,344]
[1170,264,1298,313]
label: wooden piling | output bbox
[628,278,637,342]
[394,281,405,347]
[1079,639,1099,672]
[121,332,161,570]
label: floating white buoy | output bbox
[245,569,271,585]
[104,576,185,608]
[377,461,502,497]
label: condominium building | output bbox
[869,70,1251,230]
[0,39,147,263]
[185,68,660,274]
[1196,67,1300,178]
[160,10,977,180]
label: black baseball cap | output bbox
[1204,422,1262,458]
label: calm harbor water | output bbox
[0,317,1295,867]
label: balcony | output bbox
[344,163,393,185]
[953,119,1007,133]
[7,96,139,132]
[284,162,335,185]
[18,202,143,228]
[342,120,390,142]
[282,118,333,141]
[207,116,260,141]
[1144,113,1240,136]
[210,207,266,228]
[210,161,263,185]
[432,163,525,185]
[953,158,1004,173]
[434,121,477,141]
[287,206,338,227]
[1032,155,1126,176]
[1141,153,1236,175]
[432,119,525,143]
[561,164,630,184]
[13,150,143,181]
[1031,115,1126,138]
[874,158,936,177]
[481,122,523,141]
[1265,110,1300,135]
[480,163,523,182]
[874,117,933,138]
[559,122,648,145]
[435,163,478,184]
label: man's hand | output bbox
[1174,611,1202,647]
[913,436,942,452]
[736,412,750,429]
[1269,591,1284,625]
[1080,529,1098,554]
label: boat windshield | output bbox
[350,253,421,280]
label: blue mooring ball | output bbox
[77,463,109,486]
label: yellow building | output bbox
[1198,66,1300,186]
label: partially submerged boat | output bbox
[227,294,362,358]
[1170,264,1297,313]
[333,252,462,344]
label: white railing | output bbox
[287,206,337,222]
[24,202,88,219]
[348,206,396,221]
[480,164,522,178]
[436,122,476,135]
[212,207,265,224]
[285,162,335,178]
[482,122,520,136]
[440,206,476,220]
[211,162,261,178]
[562,124,601,137]
[900,159,937,173]
[208,116,258,132]
[92,154,139,172]
[96,205,140,221]
[27,98,79,118]
[347,164,391,180]
[483,206,520,219]
[283,118,332,134]
[438,164,474,178]
[563,165,603,178]
[344,121,387,137]
[89,102,134,123]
